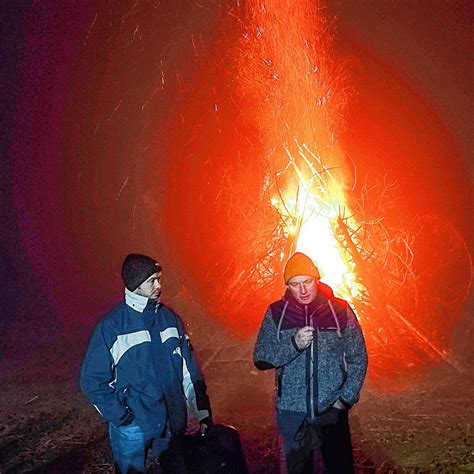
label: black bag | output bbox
[182,423,249,473]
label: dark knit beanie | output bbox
[121,254,162,291]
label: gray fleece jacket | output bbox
[253,285,368,416]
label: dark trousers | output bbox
[158,435,188,473]
[277,408,354,474]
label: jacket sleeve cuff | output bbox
[114,407,134,426]
[291,336,303,352]
[339,398,353,409]
[199,416,213,427]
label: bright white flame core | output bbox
[273,178,358,300]
[296,212,350,291]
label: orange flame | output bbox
[236,0,355,296]
[270,147,361,303]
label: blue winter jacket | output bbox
[80,289,211,435]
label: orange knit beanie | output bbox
[283,252,321,284]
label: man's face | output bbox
[135,272,162,300]
[288,275,318,305]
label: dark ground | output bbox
[1,319,473,474]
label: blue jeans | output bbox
[109,422,170,473]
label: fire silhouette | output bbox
[30,0,471,392]
[228,0,472,389]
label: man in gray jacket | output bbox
[254,252,368,473]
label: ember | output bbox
[232,0,472,390]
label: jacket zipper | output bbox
[306,306,316,420]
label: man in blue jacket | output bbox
[80,253,212,473]
[254,252,368,473]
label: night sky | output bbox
[1,1,472,374]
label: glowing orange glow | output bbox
[236,0,357,298]
[150,0,472,391]
[231,0,471,390]
[271,163,360,303]
[5,0,471,401]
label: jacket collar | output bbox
[125,288,156,313]
[269,282,338,331]
[282,287,327,313]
